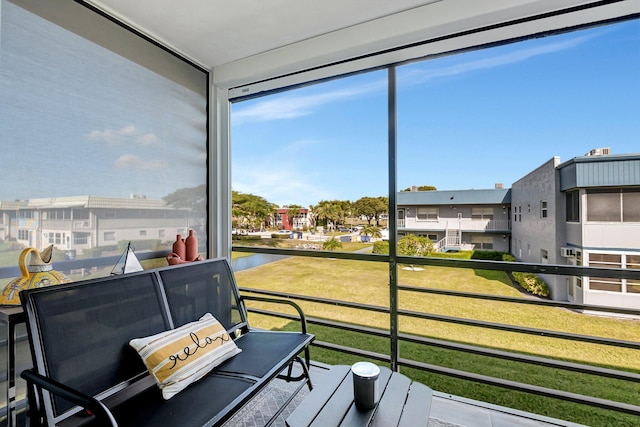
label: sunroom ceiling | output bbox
[85,0,442,69]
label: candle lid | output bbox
[351,362,380,378]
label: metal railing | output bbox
[232,245,640,420]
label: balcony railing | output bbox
[232,245,640,425]
[399,219,511,232]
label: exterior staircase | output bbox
[434,223,473,252]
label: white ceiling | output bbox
[86,0,442,69]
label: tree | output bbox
[353,196,388,226]
[163,185,207,236]
[401,185,437,192]
[313,200,341,231]
[232,191,276,230]
[322,237,342,251]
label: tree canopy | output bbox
[353,196,388,225]
[232,191,276,230]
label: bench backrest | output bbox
[22,270,171,421]
[21,258,247,423]
[156,258,248,332]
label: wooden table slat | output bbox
[286,365,351,427]
[339,368,393,426]
[369,372,411,427]
[397,381,433,427]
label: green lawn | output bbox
[235,255,640,427]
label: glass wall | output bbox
[0,0,209,282]
[230,15,640,426]
[231,70,388,251]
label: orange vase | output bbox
[172,234,186,261]
[185,229,198,262]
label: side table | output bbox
[286,364,433,426]
[0,306,26,427]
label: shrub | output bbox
[271,234,290,239]
[233,235,261,241]
[512,272,550,297]
[372,241,389,255]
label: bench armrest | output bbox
[240,294,308,334]
[21,369,118,427]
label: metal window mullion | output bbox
[388,67,399,372]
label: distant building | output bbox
[398,150,640,310]
[397,187,511,252]
[275,207,311,230]
[0,196,191,254]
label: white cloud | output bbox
[233,80,385,124]
[137,133,160,145]
[85,125,160,146]
[400,33,595,85]
[233,160,330,207]
[114,154,164,170]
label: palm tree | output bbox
[314,201,340,231]
[322,237,342,251]
[359,225,382,242]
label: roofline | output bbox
[557,152,640,169]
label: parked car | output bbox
[275,230,292,235]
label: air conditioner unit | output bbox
[560,247,576,258]
[585,147,611,156]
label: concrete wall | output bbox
[511,157,567,299]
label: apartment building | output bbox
[400,150,640,309]
[397,187,512,253]
[0,196,192,255]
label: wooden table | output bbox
[286,365,433,427]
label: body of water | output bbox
[232,253,288,271]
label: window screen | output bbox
[1,0,208,273]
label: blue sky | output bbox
[1,3,637,209]
[231,19,639,207]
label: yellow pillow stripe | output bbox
[130,313,241,399]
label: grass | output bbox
[234,255,640,426]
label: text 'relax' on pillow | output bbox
[129,312,241,399]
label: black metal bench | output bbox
[20,258,314,427]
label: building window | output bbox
[158,229,165,239]
[471,235,493,250]
[104,231,116,241]
[471,207,493,221]
[74,233,89,245]
[565,190,580,222]
[587,190,621,222]
[540,201,548,218]
[588,253,622,292]
[622,189,640,222]
[417,207,438,221]
[140,230,147,237]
